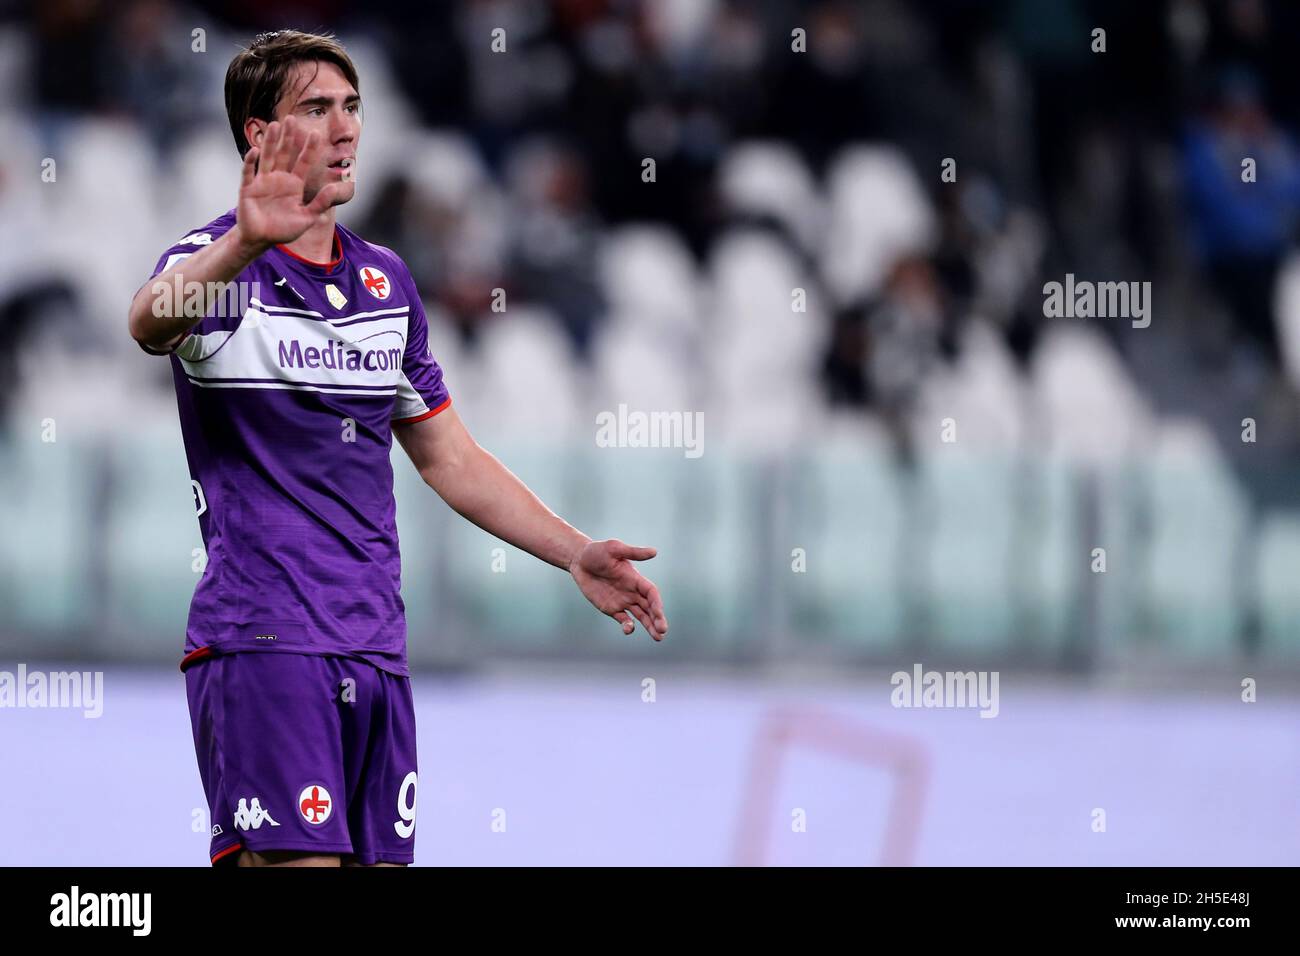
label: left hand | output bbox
[570,539,669,641]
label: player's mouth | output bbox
[329,158,355,179]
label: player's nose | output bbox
[330,106,358,144]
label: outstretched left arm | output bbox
[393,407,669,641]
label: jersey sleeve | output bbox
[392,273,452,424]
[137,214,238,356]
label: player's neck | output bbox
[280,210,339,265]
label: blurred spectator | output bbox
[505,138,606,353]
[1182,66,1300,366]
[30,0,114,154]
[823,255,952,415]
[106,0,211,159]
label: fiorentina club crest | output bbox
[359,266,391,301]
[298,784,333,826]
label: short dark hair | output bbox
[224,30,360,157]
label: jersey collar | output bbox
[274,228,345,275]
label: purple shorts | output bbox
[184,650,418,865]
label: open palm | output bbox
[237,116,341,249]
[570,539,669,641]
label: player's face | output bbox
[272,60,361,207]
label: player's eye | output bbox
[308,107,325,117]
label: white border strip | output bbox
[186,378,397,396]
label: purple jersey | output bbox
[142,210,451,676]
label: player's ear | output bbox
[244,117,268,151]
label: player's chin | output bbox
[312,171,356,202]
[326,178,356,203]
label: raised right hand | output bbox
[236,116,343,252]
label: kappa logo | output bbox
[274,275,307,301]
[298,784,333,825]
[232,797,280,831]
[359,266,391,301]
[179,232,214,246]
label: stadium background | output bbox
[1,0,1298,865]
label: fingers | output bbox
[609,539,657,562]
[306,181,342,216]
[640,580,668,634]
[274,116,298,173]
[240,146,260,189]
[259,121,282,173]
[608,542,669,637]
[623,569,668,635]
[291,129,319,182]
[620,587,665,641]
[611,610,635,636]
[634,592,668,637]
[626,603,661,641]
[257,117,302,174]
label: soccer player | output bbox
[127,30,668,868]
